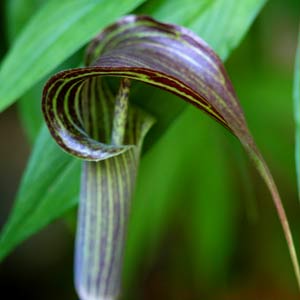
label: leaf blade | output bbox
[189,0,267,60]
[294,26,300,200]
[0,0,146,112]
[5,0,47,42]
[0,126,80,260]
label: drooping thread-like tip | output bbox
[247,145,300,290]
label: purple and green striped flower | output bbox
[42,15,300,300]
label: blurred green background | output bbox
[0,0,300,299]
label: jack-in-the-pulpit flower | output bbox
[42,15,300,299]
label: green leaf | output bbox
[123,107,237,289]
[0,1,267,267]
[137,0,213,26]
[5,0,47,42]
[5,0,80,142]
[140,0,267,60]
[0,0,146,112]
[0,126,80,260]
[17,79,45,142]
[294,26,300,200]
[186,117,237,283]
[188,0,267,60]
[18,51,83,143]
